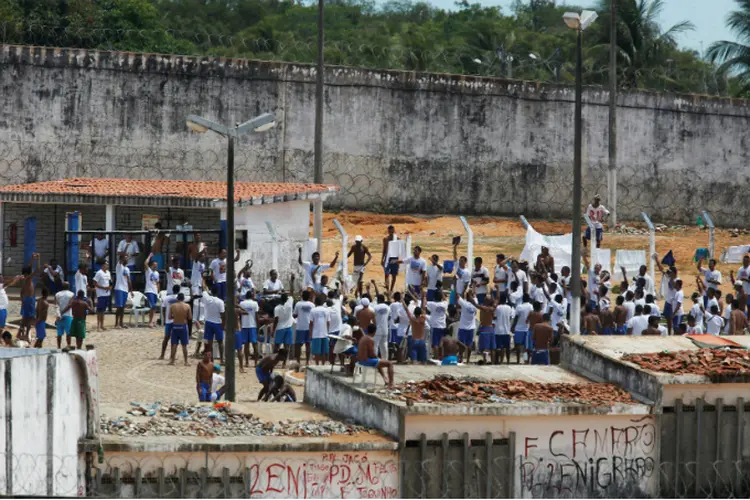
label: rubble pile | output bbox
[382,375,635,406]
[609,223,685,235]
[622,348,750,376]
[100,402,365,438]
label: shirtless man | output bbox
[582,305,601,335]
[476,294,497,364]
[600,303,615,335]
[535,247,555,275]
[381,225,399,294]
[348,236,372,296]
[530,314,554,365]
[33,288,50,348]
[440,335,459,365]
[357,325,395,387]
[150,222,169,270]
[613,296,628,335]
[403,290,427,363]
[643,316,662,336]
[729,299,748,335]
[168,293,192,366]
[188,233,206,262]
[19,253,42,341]
[196,350,214,402]
[356,298,376,333]
[264,374,298,402]
[62,291,95,349]
[256,349,287,401]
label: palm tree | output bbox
[597,0,695,88]
[706,0,750,93]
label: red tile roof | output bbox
[0,178,338,207]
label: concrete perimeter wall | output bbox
[3,45,750,225]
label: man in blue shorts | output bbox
[530,314,554,366]
[19,253,42,341]
[381,225,399,295]
[357,325,394,387]
[93,261,112,333]
[272,294,294,369]
[256,349,287,401]
[456,291,478,364]
[55,282,75,349]
[113,255,133,330]
[168,293,191,366]
[201,290,226,364]
[33,287,50,348]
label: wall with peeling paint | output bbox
[2,45,750,224]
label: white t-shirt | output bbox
[239,299,259,329]
[426,265,443,290]
[191,261,205,290]
[56,290,74,318]
[514,302,533,331]
[513,270,528,292]
[672,290,685,315]
[167,267,185,292]
[560,275,572,304]
[115,263,131,293]
[426,301,448,329]
[203,295,225,324]
[494,265,508,292]
[636,273,655,296]
[738,265,750,295]
[211,373,225,395]
[494,304,514,335]
[690,303,704,327]
[705,313,724,335]
[0,284,7,309]
[329,298,343,333]
[686,324,704,334]
[510,289,523,308]
[91,237,109,258]
[294,301,314,330]
[549,301,565,329]
[264,279,283,294]
[393,302,410,336]
[75,271,88,297]
[624,301,635,321]
[374,302,390,336]
[163,294,177,324]
[455,267,471,295]
[404,257,427,287]
[237,276,255,297]
[722,306,732,335]
[472,267,491,295]
[702,269,722,291]
[586,204,610,229]
[457,297,477,331]
[45,265,63,282]
[145,268,160,295]
[210,258,227,283]
[707,297,719,314]
[531,284,548,313]
[274,297,294,330]
[93,269,111,297]
[627,315,649,336]
[302,262,329,288]
[310,306,331,339]
[389,302,401,331]
[117,240,140,267]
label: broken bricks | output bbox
[622,348,750,377]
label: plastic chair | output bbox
[353,363,380,387]
[128,291,152,327]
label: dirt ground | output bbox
[8,211,749,406]
[320,211,744,300]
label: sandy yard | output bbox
[4,211,750,405]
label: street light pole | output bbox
[563,9,597,336]
[186,112,276,401]
[608,0,618,227]
[313,0,325,252]
[570,28,584,337]
[225,134,236,401]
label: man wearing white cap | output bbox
[584,195,610,249]
[348,235,372,297]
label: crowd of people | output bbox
[2,202,748,398]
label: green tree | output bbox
[707,0,750,95]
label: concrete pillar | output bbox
[105,205,115,232]
[0,202,4,275]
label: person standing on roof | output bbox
[348,235,372,297]
[583,195,610,249]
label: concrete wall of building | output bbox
[94,449,399,498]
[0,348,98,497]
[3,46,750,224]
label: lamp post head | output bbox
[186,120,208,133]
[564,10,598,31]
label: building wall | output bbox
[3,46,750,224]
[0,349,96,497]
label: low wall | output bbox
[0,348,98,497]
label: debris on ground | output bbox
[380,375,635,406]
[101,402,366,438]
[622,348,750,376]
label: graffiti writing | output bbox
[248,456,399,499]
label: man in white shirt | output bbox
[114,256,133,329]
[209,249,240,301]
[43,258,64,294]
[144,254,161,328]
[272,294,294,368]
[239,290,260,367]
[583,195,610,249]
[626,305,649,336]
[425,254,443,302]
[705,305,724,335]
[471,257,491,305]
[736,255,750,314]
[167,256,185,296]
[293,290,315,365]
[93,261,112,332]
[494,292,514,364]
[671,279,685,332]
[202,289,226,364]
[511,295,533,363]
[425,290,448,359]
[457,290,478,364]
[191,251,207,296]
[263,269,284,298]
[389,292,405,348]
[398,246,427,297]
[299,247,339,292]
[159,284,180,360]
[635,265,655,297]
[89,232,110,272]
[697,258,722,309]
[373,294,391,359]
[117,234,140,271]
[452,241,470,301]
[309,296,331,365]
[75,263,89,298]
[493,254,510,299]
[54,282,75,349]
[510,261,529,295]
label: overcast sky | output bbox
[419,0,739,54]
